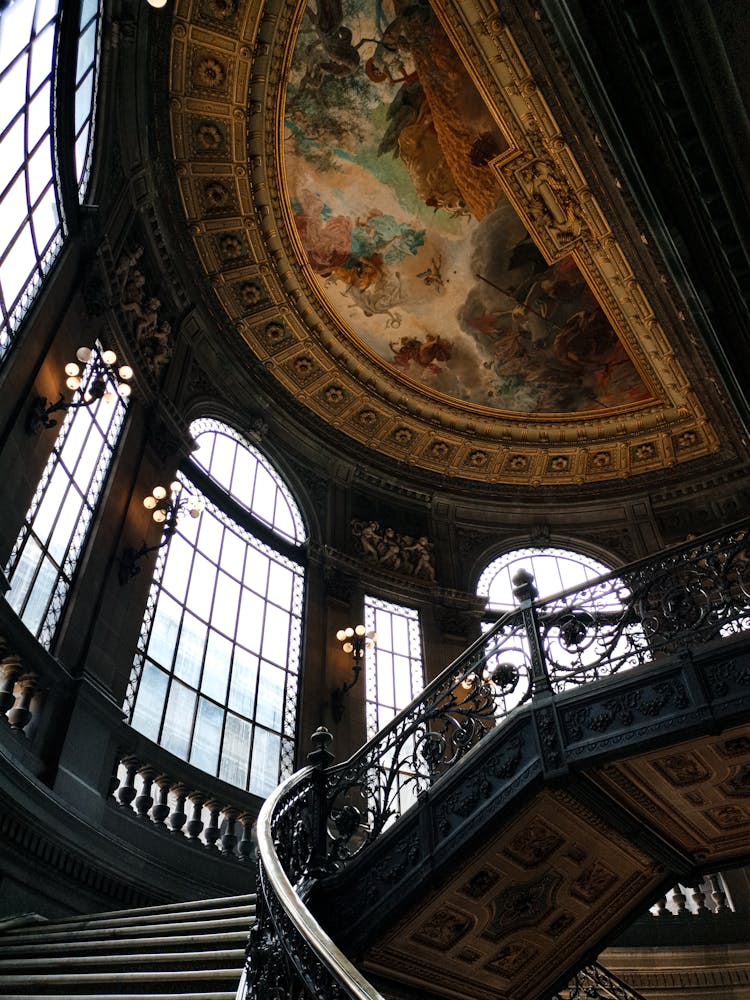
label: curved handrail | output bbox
[253,765,385,999]
[248,517,750,998]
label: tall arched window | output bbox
[5,346,129,648]
[0,0,102,363]
[125,420,306,798]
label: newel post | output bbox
[512,569,552,696]
[307,726,334,878]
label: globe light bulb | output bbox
[147,0,168,8]
[355,624,366,636]
[153,508,167,523]
[65,362,80,377]
[118,365,133,381]
[102,390,116,406]
[118,382,131,398]
[152,485,167,500]
[170,480,182,494]
[336,629,346,642]
[66,376,81,390]
[101,350,117,366]
[343,641,353,653]
[76,346,92,363]
[143,496,157,510]
[345,627,354,638]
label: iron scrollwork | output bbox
[248,520,750,999]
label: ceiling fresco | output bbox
[284,0,651,414]
[168,0,725,484]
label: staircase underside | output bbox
[314,640,750,1000]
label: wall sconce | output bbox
[331,624,377,722]
[118,481,204,584]
[26,346,133,435]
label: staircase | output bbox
[0,893,254,999]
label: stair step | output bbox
[0,994,237,1000]
[0,968,240,987]
[0,902,256,936]
[0,947,244,972]
[0,929,249,957]
[0,913,255,946]
[12,894,257,926]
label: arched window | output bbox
[477,546,613,613]
[476,545,619,709]
[0,0,102,362]
[5,346,129,648]
[125,420,306,798]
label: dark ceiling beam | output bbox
[541,0,750,436]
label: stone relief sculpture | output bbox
[352,519,436,581]
[116,246,173,378]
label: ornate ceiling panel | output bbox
[168,0,724,484]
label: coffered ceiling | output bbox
[167,0,737,486]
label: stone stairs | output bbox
[0,893,255,999]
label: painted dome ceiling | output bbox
[169,0,723,485]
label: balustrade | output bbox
[110,750,257,862]
[249,519,750,1000]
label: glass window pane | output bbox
[28,137,53,204]
[160,535,193,604]
[211,571,240,637]
[174,612,206,687]
[186,553,216,622]
[0,57,28,136]
[228,646,258,716]
[267,561,293,609]
[190,697,222,774]
[220,714,251,788]
[2,224,37,300]
[249,728,281,798]
[147,592,182,668]
[76,23,95,82]
[0,117,24,197]
[202,629,232,702]
[0,4,34,74]
[130,663,168,740]
[237,589,265,653]
[161,682,195,759]
[29,21,55,94]
[261,603,289,667]
[255,661,284,730]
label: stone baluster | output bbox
[186,793,206,842]
[672,885,688,917]
[151,774,171,827]
[6,672,38,734]
[689,881,709,916]
[204,800,221,850]
[169,784,188,836]
[116,757,139,809]
[708,873,731,915]
[652,895,668,918]
[134,766,155,820]
[238,813,255,863]
[221,807,238,856]
[0,654,23,717]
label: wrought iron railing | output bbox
[248,519,750,999]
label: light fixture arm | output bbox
[25,346,133,435]
[118,483,203,585]
[331,625,377,722]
